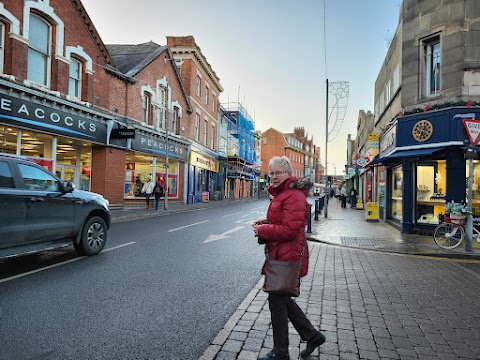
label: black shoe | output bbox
[300,331,326,358]
[258,349,290,360]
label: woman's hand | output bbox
[252,222,260,236]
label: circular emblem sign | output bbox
[412,120,433,142]
[356,157,368,168]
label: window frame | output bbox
[203,118,208,146]
[195,113,200,141]
[0,22,4,74]
[143,92,153,126]
[27,13,52,87]
[68,57,82,99]
[196,75,201,97]
[210,123,215,150]
[425,37,441,97]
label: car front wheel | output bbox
[76,216,107,256]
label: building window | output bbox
[196,75,201,97]
[27,14,51,86]
[212,93,216,112]
[379,91,385,112]
[203,119,208,145]
[195,113,200,141]
[393,64,400,92]
[172,107,179,135]
[158,86,167,128]
[143,92,153,126]
[0,22,4,74]
[385,80,391,105]
[205,85,209,105]
[210,124,215,150]
[68,58,82,99]
[425,38,440,96]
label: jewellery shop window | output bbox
[415,160,446,225]
[391,165,403,221]
[466,159,480,217]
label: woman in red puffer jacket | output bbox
[253,156,325,360]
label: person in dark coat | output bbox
[153,176,164,210]
[252,156,325,360]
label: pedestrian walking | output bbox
[141,177,154,209]
[153,177,164,210]
[340,183,347,208]
[349,187,357,208]
[252,156,325,360]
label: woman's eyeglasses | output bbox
[268,171,286,177]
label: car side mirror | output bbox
[62,181,75,193]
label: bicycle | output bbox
[433,213,480,249]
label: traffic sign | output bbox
[463,119,480,146]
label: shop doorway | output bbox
[56,165,76,184]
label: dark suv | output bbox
[0,154,110,258]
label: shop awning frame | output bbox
[372,147,446,164]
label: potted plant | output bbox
[445,201,470,221]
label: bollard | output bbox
[307,204,312,233]
[314,199,319,220]
[319,196,324,211]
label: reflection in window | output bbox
[0,161,14,188]
[425,39,440,96]
[18,163,59,191]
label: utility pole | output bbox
[324,78,329,217]
[164,111,171,210]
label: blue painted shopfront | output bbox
[376,107,480,233]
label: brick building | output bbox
[0,0,195,207]
[166,36,223,203]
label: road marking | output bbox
[168,220,210,232]
[0,242,136,283]
[221,212,244,218]
[204,226,245,243]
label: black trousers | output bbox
[341,195,347,208]
[268,293,317,355]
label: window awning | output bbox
[372,147,446,164]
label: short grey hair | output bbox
[269,156,293,174]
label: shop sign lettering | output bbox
[131,134,188,161]
[0,93,107,143]
[379,124,396,156]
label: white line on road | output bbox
[0,242,136,283]
[221,212,244,218]
[168,220,210,232]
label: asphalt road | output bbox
[0,201,270,360]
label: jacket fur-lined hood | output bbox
[288,177,313,190]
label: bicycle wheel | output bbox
[433,223,464,249]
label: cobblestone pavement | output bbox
[200,244,480,360]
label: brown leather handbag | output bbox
[263,237,306,297]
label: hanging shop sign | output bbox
[0,92,108,143]
[356,157,369,168]
[110,128,135,139]
[131,132,188,161]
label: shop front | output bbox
[187,150,219,204]
[375,107,477,233]
[127,129,189,203]
[0,90,109,192]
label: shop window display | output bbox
[466,160,480,217]
[391,166,403,221]
[415,160,446,225]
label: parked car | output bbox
[0,153,110,259]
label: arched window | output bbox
[158,86,167,129]
[68,58,82,99]
[27,14,51,86]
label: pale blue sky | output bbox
[82,0,401,174]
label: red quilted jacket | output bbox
[258,176,312,277]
